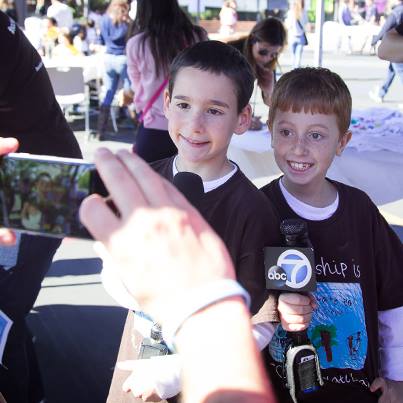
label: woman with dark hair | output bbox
[229,17,286,108]
[126,0,207,162]
[97,0,131,139]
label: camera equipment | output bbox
[0,153,107,239]
[264,218,323,403]
[172,171,204,208]
[139,322,169,359]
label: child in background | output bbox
[260,67,403,402]
[53,28,80,58]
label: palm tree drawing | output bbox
[311,324,337,362]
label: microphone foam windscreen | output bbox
[173,172,204,207]
[280,218,307,237]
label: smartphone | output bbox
[0,153,107,239]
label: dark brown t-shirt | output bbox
[260,178,403,403]
[106,158,282,402]
[152,156,282,314]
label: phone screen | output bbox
[0,154,105,239]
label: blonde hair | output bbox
[268,67,352,135]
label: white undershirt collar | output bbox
[279,178,339,221]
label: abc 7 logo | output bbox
[267,249,312,289]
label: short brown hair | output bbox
[268,67,352,135]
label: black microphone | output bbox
[264,219,316,293]
[172,172,204,208]
[264,219,323,403]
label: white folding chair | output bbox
[46,66,90,137]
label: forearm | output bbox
[175,296,276,403]
[378,29,403,63]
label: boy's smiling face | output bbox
[164,67,251,180]
[271,109,351,203]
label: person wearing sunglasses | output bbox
[229,17,286,129]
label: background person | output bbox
[46,0,73,30]
[53,28,81,57]
[369,0,403,102]
[286,0,308,68]
[219,0,238,36]
[97,0,131,139]
[126,0,206,163]
[378,22,403,62]
[0,10,82,403]
[228,17,286,131]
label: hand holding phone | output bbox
[0,153,107,239]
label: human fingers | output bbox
[370,377,389,402]
[284,323,311,332]
[280,311,312,331]
[279,293,312,311]
[79,193,121,244]
[0,228,16,246]
[309,293,318,310]
[93,148,148,217]
[0,137,19,155]
[120,361,157,396]
[116,149,174,208]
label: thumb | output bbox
[370,377,386,393]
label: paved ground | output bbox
[26,48,403,403]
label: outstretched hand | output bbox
[79,148,235,323]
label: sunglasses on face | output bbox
[257,49,278,58]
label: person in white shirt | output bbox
[46,0,73,30]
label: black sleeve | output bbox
[0,11,82,158]
[396,22,403,35]
[236,198,282,316]
[372,204,403,310]
[0,11,17,97]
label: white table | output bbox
[43,53,105,83]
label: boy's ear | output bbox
[234,104,252,135]
[336,130,352,156]
[163,89,171,118]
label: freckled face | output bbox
[271,110,351,196]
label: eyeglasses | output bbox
[257,49,279,59]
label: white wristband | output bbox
[162,279,250,351]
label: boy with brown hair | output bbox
[260,67,403,402]
[105,40,294,402]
